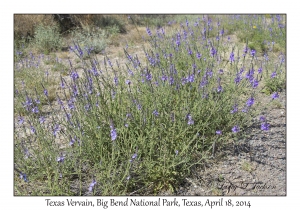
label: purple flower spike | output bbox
[216,130,222,135]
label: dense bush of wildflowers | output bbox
[14,15,285,195]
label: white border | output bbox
[1,1,297,209]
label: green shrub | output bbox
[33,24,63,54]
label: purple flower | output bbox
[210,47,217,57]
[30,125,36,134]
[110,128,117,141]
[53,124,60,137]
[145,73,152,81]
[252,79,259,88]
[19,172,28,182]
[246,97,255,107]
[243,46,248,54]
[69,137,76,146]
[146,27,152,36]
[125,79,131,85]
[57,154,65,163]
[161,75,168,82]
[18,116,24,125]
[196,52,202,59]
[114,77,119,85]
[153,110,159,117]
[32,106,39,113]
[187,74,195,83]
[229,51,235,63]
[187,114,194,125]
[217,85,223,93]
[88,179,97,192]
[84,104,90,111]
[234,74,242,84]
[250,49,256,57]
[70,71,79,80]
[68,99,75,110]
[216,130,222,135]
[271,92,279,100]
[258,67,263,74]
[137,104,142,110]
[232,125,240,133]
[175,150,179,155]
[43,89,48,97]
[259,116,266,121]
[231,104,238,114]
[261,122,270,131]
[218,69,224,74]
[169,77,174,85]
[132,153,137,159]
[271,71,277,78]
[39,116,45,124]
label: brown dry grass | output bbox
[14,14,55,38]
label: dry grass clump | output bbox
[14,14,55,39]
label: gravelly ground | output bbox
[167,91,286,196]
